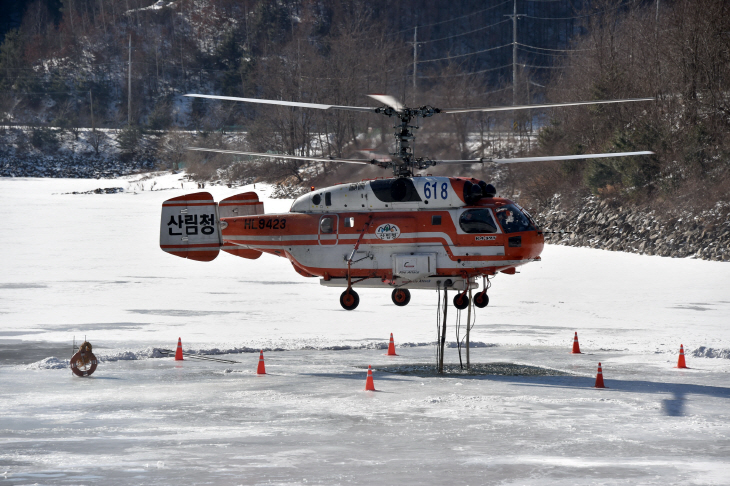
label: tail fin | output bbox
[160,192,221,262]
[218,192,264,217]
[219,192,264,260]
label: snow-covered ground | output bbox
[1,173,729,484]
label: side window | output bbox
[431,215,442,225]
[325,192,332,206]
[495,204,535,233]
[320,216,335,234]
[344,217,354,228]
[459,209,498,234]
[312,193,322,205]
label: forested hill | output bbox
[1,0,729,220]
[0,0,590,130]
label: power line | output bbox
[521,0,635,20]
[419,19,511,45]
[417,1,512,30]
[519,64,567,70]
[418,43,512,64]
[516,42,596,53]
[417,64,511,79]
[355,0,512,39]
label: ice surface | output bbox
[1,174,729,484]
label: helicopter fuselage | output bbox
[222,176,543,284]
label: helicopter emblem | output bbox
[375,224,401,241]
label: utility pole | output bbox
[506,0,524,106]
[411,26,418,106]
[89,90,99,155]
[89,91,94,130]
[128,34,132,126]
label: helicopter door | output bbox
[318,215,338,246]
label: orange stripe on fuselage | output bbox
[221,210,544,263]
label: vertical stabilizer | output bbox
[218,192,264,217]
[160,192,220,262]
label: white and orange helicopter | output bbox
[160,94,653,310]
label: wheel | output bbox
[391,288,411,306]
[340,289,360,310]
[453,293,470,310]
[474,291,489,308]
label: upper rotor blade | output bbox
[358,149,392,163]
[435,151,655,165]
[367,94,404,111]
[440,98,654,114]
[187,147,376,165]
[185,94,375,113]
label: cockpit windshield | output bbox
[495,204,535,233]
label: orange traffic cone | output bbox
[594,362,607,388]
[387,333,398,356]
[676,344,688,369]
[257,350,266,375]
[174,338,183,361]
[571,332,582,354]
[365,365,376,391]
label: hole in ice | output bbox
[374,362,571,377]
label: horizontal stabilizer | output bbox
[222,245,262,260]
[160,192,221,262]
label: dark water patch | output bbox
[374,362,570,377]
[48,322,147,332]
[62,187,124,195]
[127,309,240,317]
[238,280,311,285]
[0,283,48,289]
[0,342,76,365]
[0,330,45,336]
[671,305,713,312]
[123,276,184,279]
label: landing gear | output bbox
[340,289,360,310]
[391,288,411,306]
[473,291,489,308]
[453,292,469,310]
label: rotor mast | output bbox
[373,104,440,177]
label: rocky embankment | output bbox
[0,153,154,178]
[534,196,730,262]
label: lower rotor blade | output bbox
[440,98,654,114]
[185,94,375,112]
[188,147,376,165]
[436,151,655,165]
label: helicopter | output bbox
[160,94,653,310]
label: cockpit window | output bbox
[495,204,535,233]
[459,209,498,233]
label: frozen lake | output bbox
[1,175,729,484]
